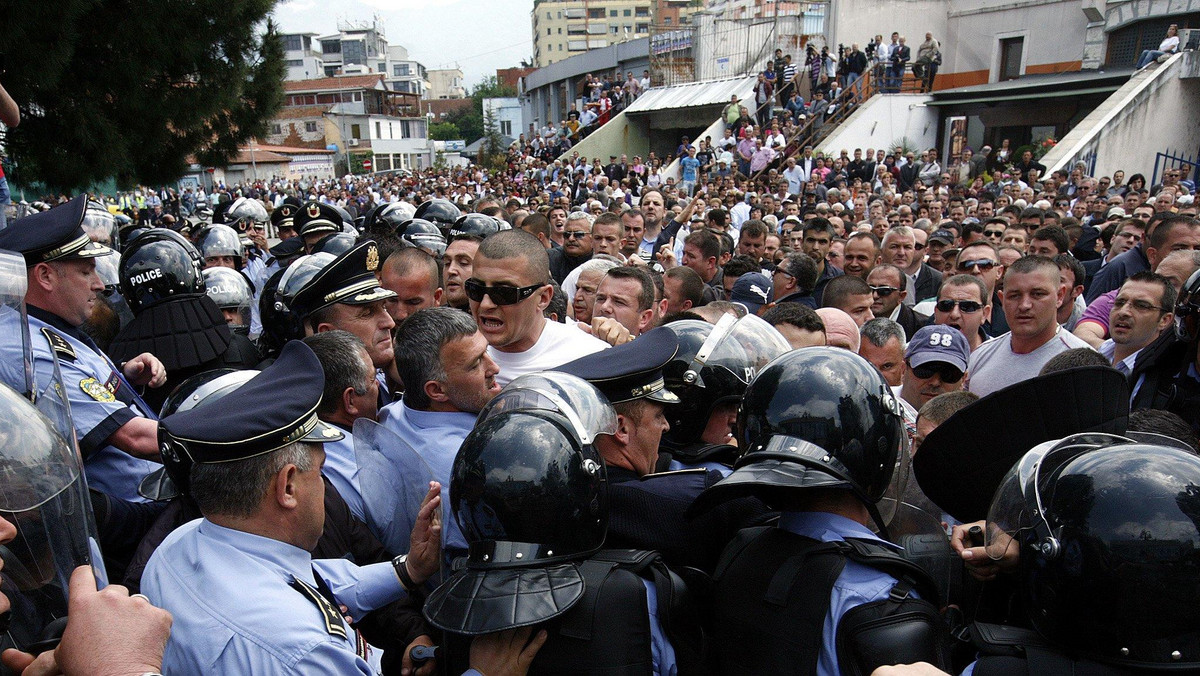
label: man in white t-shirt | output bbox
[469,230,607,386]
[967,256,1094,397]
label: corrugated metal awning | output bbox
[623,76,756,115]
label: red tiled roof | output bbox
[228,149,292,164]
[253,143,334,155]
[284,74,385,92]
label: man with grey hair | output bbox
[548,211,594,284]
[380,307,501,553]
[143,341,454,674]
[858,317,907,387]
[302,331,378,524]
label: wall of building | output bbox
[562,110,651,161]
[828,0,949,58]
[816,93,937,155]
[428,69,467,99]
[1043,52,1200,180]
[483,98,525,138]
[940,0,1087,89]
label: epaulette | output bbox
[41,327,76,362]
[640,468,707,480]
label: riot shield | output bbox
[0,376,107,653]
[0,249,33,397]
[352,419,442,578]
[889,502,958,609]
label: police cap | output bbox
[294,201,343,238]
[159,341,342,463]
[288,240,395,320]
[555,327,680,404]
[0,195,114,265]
[270,200,302,229]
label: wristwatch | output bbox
[392,554,417,593]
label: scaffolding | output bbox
[649,3,829,87]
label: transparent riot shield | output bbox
[352,419,443,581]
[0,250,33,398]
[0,376,107,652]
[888,502,957,609]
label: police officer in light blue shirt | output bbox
[142,341,537,675]
[380,307,503,555]
[0,196,166,503]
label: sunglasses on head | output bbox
[464,279,545,305]
[908,360,964,383]
[957,258,998,272]
[935,299,983,313]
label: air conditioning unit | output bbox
[347,138,360,147]
[1182,28,1200,52]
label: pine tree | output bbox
[0,0,284,190]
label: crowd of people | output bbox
[0,130,1198,676]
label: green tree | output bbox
[435,76,518,146]
[0,0,284,191]
[429,121,462,141]
[477,107,507,172]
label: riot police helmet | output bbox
[414,198,462,236]
[1176,268,1200,341]
[424,375,612,635]
[690,347,908,532]
[986,435,1200,668]
[202,267,254,331]
[447,213,502,243]
[118,228,206,314]
[396,218,447,256]
[661,314,790,447]
[224,196,269,233]
[197,224,244,269]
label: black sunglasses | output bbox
[935,299,983,313]
[464,279,545,305]
[870,285,900,297]
[957,258,998,272]
[984,229,1005,238]
[908,361,964,383]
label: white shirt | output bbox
[966,328,1094,397]
[1160,35,1181,52]
[489,319,609,387]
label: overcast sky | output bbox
[273,0,533,89]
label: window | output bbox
[375,121,381,138]
[305,121,318,133]
[324,65,338,77]
[271,123,282,135]
[377,62,386,72]
[663,16,671,23]
[547,11,551,18]
[284,35,303,51]
[501,120,513,136]
[353,91,362,101]
[548,27,552,35]
[558,27,562,33]
[351,124,362,139]
[393,64,403,76]
[624,9,631,16]
[636,23,648,33]
[999,37,1024,81]
[286,59,303,67]
[635,5,649,16]
[612,26,619,33]
[321,40,341,54]
[609,9,618,16]
[589,8,605,18]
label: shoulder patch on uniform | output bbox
[289,578,348,640]
[80,377,115,403]
[41,327,76,361]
